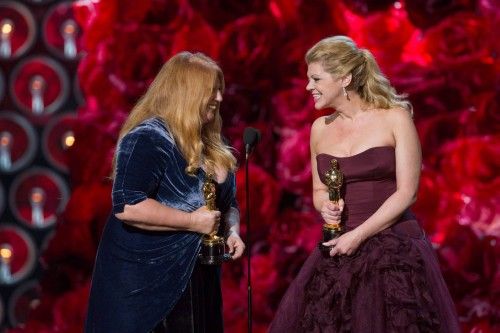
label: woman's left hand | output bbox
[226,231,245,260]
[322,229,366,257]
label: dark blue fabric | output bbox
[85,118,237,333]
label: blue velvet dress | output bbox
[85,118,237,333]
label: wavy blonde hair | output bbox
[305,35,412,112]
[113,51,236,177]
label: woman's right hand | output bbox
[189,206,221,234]
[320,198,344,225]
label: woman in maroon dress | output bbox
[269,36,460,333]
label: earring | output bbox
[343,87,350,101]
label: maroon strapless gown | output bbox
[269,146,460,333]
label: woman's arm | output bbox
[116,198,220,235]
[311,117,330,211]
[311,117,343,223]
[354,109,421,240]
[223,206,240,236]
[112,124,219,234]
[223,206,245,259]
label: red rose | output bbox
[416,111,470,158]
[236,164,281,242]
[222,255,279,330]
[78,24,172,112]
[391,62,471,118]
[405,0,477,29]
[457,293,499,331]
[271,79,321,130]
[456,193,499,237]
[221,277,246,331]
[219,14,281,89]
[479,235,499,283]
[413,168,458,236]
[276,126,312,196]
[66,114,118,185]
[242,254,279,321]
[450,59,497,97]
[341,0,395,15]
[52,282,90,331]
[437,224,483,296]
[436,224,498,314]
[468,320,499,333]
[423,13,492,66]
[225,318,269,333]
[340,3,416,71]
[479,0,500,29]
[219,87,263,125]
[77,3,226,115]
[7,322,52,333]
[41,182,111,295]
[268,209,322,253]
[438,136,500,193]
[270,0,345,67]
[401,42,496,104]
[221,258,244,288]
[73,0,186,50]
[265,209,320,305]
[189,0,268,29]
[138,0,187,28]
[170,11,220,59]
[73,0,118,51]
[472,92,500,135]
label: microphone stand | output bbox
[245,147,252,333]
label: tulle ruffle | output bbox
[300,231,441,333]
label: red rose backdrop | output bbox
[10,0,499,332]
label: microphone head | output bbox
[243,127,261,147]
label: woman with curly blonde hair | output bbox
[86,52,244,333]
[270,36,459,333]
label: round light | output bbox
[30,188,44,204]
[62,20,76,35]
[62,131,75,148]
[0,247,12,260]
[0,132,11,147]
[1,21,13,35]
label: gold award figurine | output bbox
[198,173,231,265]
[318,159,345,254]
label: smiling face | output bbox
[202,89,223,124]
[306,62,344,110]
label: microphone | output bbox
[242,126,260,333]
[243,127,261,157]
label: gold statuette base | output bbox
[318,223,344,255]
[198,236,231,265]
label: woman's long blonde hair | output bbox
[305,36,412,112]
[113,51,236,177]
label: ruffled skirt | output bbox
[269,224,460,333]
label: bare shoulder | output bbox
[311,115,326,133]
[378,107,413,132]
[384,108,420,155]
[310,115,331,153]
[385,107,413,123]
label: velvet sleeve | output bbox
[229,172,239,211]
[111,127,171,214]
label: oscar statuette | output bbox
[318,159,345,254]
[198,173,231,265]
